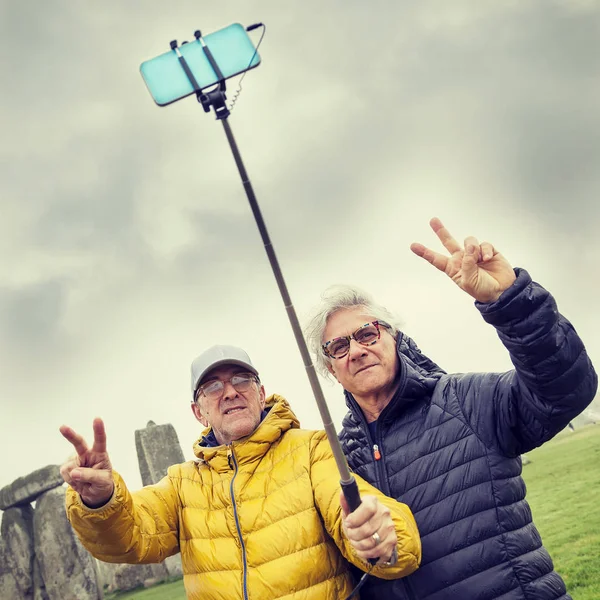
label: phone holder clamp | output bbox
[170,36,230,121]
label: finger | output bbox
[71,467,112,486]
[60,455,78,469]
[59,425,89,458]
[359,542,395,561]
[347,526,381,551]
[347,505,388,543]
[362,538,396,561]
[60,462,88,494]
[92,418,107,454]
[60,461,78,486]
[344,495,378,529]
[480,241,495,262]
[410,243,450,273]
[352,534,395,559]
[430,218,462,254]
[461,235,480,280]
[345,510,385,542]
[356,523,396,559]
[65,480,87,496]
[340,491,350,520]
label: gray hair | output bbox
[304,284,403,378]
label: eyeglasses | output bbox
[195,373,258,402]
[322,321,391,360]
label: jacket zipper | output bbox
[370,439,388,494]
[360,418,391,497]
[368,428,415,599]
[228,446,249,600]
[373,444,382,461]
[372,430,416,600]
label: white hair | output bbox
[304,285,403,378]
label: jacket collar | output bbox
[343,332,445,427]
[193,394,299,472]
[200,409,269,448]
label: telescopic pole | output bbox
[220,117,358,488]
[172,34,368,521]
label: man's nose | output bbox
[222,381,239,400]
[348,338,367,359]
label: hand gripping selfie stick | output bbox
[140,25,377,585]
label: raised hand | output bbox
[410,217,517,303]
[341,493,398,565]
[59,418,114,508]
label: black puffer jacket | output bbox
[340,269,597,600]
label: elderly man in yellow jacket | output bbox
[60,345,421,600]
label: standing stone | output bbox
[1,505,35,598]
[134,421,185,579]
[95,560,114,594]
[95,560,168,594]
[112,563,167,592]
[0,536,23,600]
[34,487,102,600]
[135,421,185,486]
[164,554,183,578]
[0,466,64,510]
[33,556,50,600]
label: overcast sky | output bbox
[1,1,599,492]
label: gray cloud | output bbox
[0,0,598,490]
[0,280,66,346]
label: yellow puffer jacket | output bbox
[66,396,420,599]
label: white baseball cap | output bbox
[190,345,259,398]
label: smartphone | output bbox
[140,23,261,107]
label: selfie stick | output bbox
[165,31,369,525]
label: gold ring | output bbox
[372,531,381,546]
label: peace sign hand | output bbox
[59,418,114,508]
[410,218,517,303]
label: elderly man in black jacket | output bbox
[305,218,597,600]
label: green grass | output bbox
[105,577,186,600]
[523,425,600,600]
[108,426,600,600]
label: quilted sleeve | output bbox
[455,268,597,456]
[309,431,421,581]
[65,469,180,564]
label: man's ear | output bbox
[259,384,266,408]
[326,361,340,383]
[191,402,209,427]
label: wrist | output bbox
[476,268,538,325]
[82,496,110,509]
[81,485,114,509]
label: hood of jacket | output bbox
[192,394,300,472]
